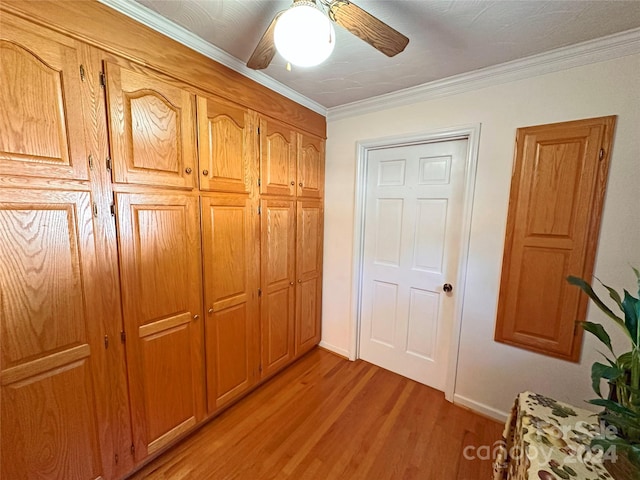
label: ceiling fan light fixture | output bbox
[274,1,335,68]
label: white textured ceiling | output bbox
[132,0,640,108]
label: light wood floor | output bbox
[128,348,502,480]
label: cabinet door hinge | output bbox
[257,206,261,215]
[257,126,261,135]
[92,202,99,218]
[80,64,86,81]
[258,288,262,297]
[121,331,126,343]
[599,148,605,160]
[88,154,94,170]
[110,203,116,217]
[99,71,106,88]
[114,453,119,465]
[259,364,263,373]
[104,335,109,349]
[130,444,135,456]
[106,156,112,172]
[257,178,261,187]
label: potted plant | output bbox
[568,267,640,466]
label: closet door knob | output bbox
[193,314,200,320]
[299,182,303,187]
[298,279,302,283]
[290,181,295,186]
[443,283,453,293]
[208,308,214,314]
[202,170,209,176]
[290,281,294,286]
[185,167,192,174]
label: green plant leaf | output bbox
[597,277,624,309]
[591,363,624,397]
[622,290,640,347]
[567,275,629,339]
[632,266,640,297]
[588,398,636,416]
[582,322,614,355]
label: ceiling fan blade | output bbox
[247,12,283,70]
[329,0,409,57]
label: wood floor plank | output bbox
[128,349,502,480]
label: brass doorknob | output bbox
[290,181,295,185]
[185,167,192,174]
[208,308,213,314]
[299,182,303,187]
[290,281,294,286]
[443,283,453,293]
[298,279,302,283]
[193,314,200,320]
[202,170,209,176]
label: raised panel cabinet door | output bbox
[495,116,616,361]
[116,192,204,461]
[0,15,88,181]
[259,117,296,196]
[295,200,324,356]
[104,60,197,189]
[260,199,296,377]
[0,189,104,480]
[197,96,254,193]
[201,194,259,413]
[297,134,325,199]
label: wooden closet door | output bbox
[201,195,259,412]
[0,189,104,480]
[197,96,253,193]
[259,118,296,196]
[0,16,88,181]
[116,192,204,460]
[260,199,296,377]
[297,134,324,199]
[295,200,324,356]
[104,60,197,189]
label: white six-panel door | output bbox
[359,139,468,391]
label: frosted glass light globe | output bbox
[274,2,335,68]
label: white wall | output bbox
[322,53,640,419]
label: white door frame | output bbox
[349,124,481,402]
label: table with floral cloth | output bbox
[492,391,622,480]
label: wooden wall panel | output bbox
[0,15,88,181]
[297,133,325,199]
[260,199,296,376]
[495,116,616,361]
[201,195,259,412]
[197,96,254,194]
[260,118,296,197]
[115,192,204,461]
[0,189,104,480]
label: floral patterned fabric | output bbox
[493,391,615,480]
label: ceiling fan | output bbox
[247,0,409,70]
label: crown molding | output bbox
[328,27,640,122]
[96,0,327,116]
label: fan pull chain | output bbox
[286,62,292,71]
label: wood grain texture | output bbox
[115,192,204,462]
[0,1,326,139]
[201,194,260,413]
[0,189,104,480]
[197,95,254,194]
[260,198,296,377]
[295,200,323,356]
[495,115,617,361]
[246,12,282,70]
[0,14,88,181]
[297,133,325,199]
[329,0,409,57]
[127,349,502,480]
[260,117,297,197]
[105,59,197,189]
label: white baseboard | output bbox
[318,341,351,359]
[453,394,508,422]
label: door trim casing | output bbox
[350,124,481,402]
